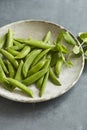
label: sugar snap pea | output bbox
[6,60,15,78]
[10,44,25,51]
[63,31,76,45]
[49,67,61,86]
[56,30,64,44]
[6,29,14,47]
[22,68,48,86]
[15,39,55,50]
[44,58,51,69]
[50,52,58,67]
[7,78,33,97]
[15,60,23,81]
[28,59,46,76]
[38,56,50,92]
[32,48,51,66]
[40,71,49,97]
[43,31,51,43]
[36,58,51,89]
[15,46,31,59]
[13,40,23,46]
[0,34,7,49]
[23,49,41,77]
[0,49,18,69]
[0,65,13,91]
[0,57,8,74]
[0,64,6,81]
[55,57,63,77]
[6,47,19,56]
[36,76,44,89]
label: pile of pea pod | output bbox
[0,29,81,97]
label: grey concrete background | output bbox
[0,0,87,130]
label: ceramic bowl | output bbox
[0,20,84,103]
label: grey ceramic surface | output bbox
[0,0,87,130]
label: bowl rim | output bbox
[0,19,85,103]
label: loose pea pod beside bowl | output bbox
[0,20,84,103]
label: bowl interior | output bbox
[0,20,84,103]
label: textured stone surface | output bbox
[0,0,87,130]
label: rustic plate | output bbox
[0,20,84,103]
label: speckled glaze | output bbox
[0,20,84,103]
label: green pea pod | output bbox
[13,40,23,46]
[36,59,51,89]
[56,30,64,44]
[6,29,14,47]
[23,49,41,77]
[56,43,68,54]
[22,68,48,86]
[49,67,61,86]
[0,64,6,81]
[10,44,25,50]
[0,34,7,49]
[6,60,15,78]
[15,38,26,41]
[40,71,49,97]
[6,47,19,56]
[63,31,76,45]
[0,49,18,69]
[15,46,31,59]
[0,65,13,91]
[32,48,51,66]
[78,32,87,43]
[15,39,55,50]
[43,31,51,43]
[55,57,63,77]
[15,60,23,81]
[7,78,33,97]
[36,76,44,89]
[50,52,59,67]
[28,59,46,76]
[0,57,8,74]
